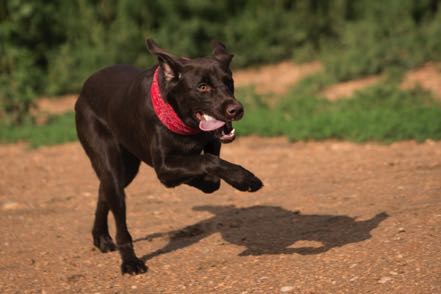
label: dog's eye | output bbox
[197,83,211,92]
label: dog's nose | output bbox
[225,103,244,120]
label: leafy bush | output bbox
[1,0,440,124]
[322,0,441,81]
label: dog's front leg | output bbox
[154,153,263,192]
[187,141,221,193]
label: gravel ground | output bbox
[1,137,440,293]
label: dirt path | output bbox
[1,138,440,293]
[401,63,441,99]
[233,61,322,95]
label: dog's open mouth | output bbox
[196,113,236,143]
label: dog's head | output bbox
[146,38,243,143]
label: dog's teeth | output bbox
[202,114,215,121]
[231,128,235,135]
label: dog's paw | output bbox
[238,174,263,192]
[227,167,263,192]
[246,175,263,192]
[93,234,117,253]
[121,258,148,275]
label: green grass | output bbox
[1,77,441,147]
[236,77,441,143]
[0,112,77,147]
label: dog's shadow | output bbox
[137,205,388,261]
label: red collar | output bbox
[150,68,200,135]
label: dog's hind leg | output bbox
[75,101,115,253]
[75,99,145,274]
[92,149,139,253]
[92,186,115,253]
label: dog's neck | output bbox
[150,67,200,135]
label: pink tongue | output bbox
[199,119,225,131]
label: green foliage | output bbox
[1,0,441,126]
[322,0,441,81]
[237,80,441,142]
[0,0,50,124]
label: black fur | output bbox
[75,39,263,275]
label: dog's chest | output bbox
[177,140,206,155]
[165,136,210,156]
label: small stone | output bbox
[426,139,435,145]
[349,276,359,282]
[378,277,392,284]
[66,274,84,283]
[2,201,21,210]
[398,227,405,233]
[280,286,294,292]
[131,285,137,289]
[389,271,398,276]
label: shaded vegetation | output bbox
[1,0,441,123]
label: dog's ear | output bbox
[146,38,183,81]
[212,40,234,67]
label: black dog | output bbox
[74,39,263,275]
